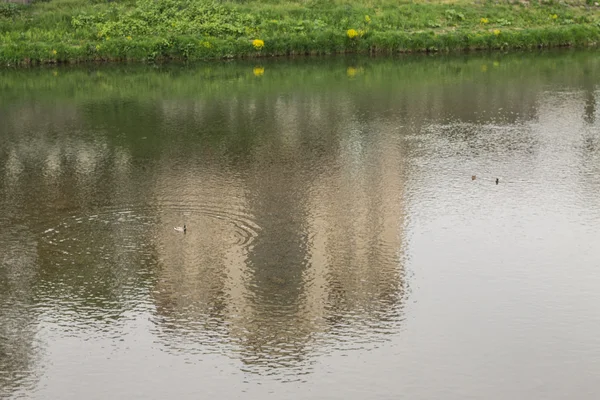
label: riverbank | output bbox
[1,0,599,65]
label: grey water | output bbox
[1,50,600,399]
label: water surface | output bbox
[1,51,600,399]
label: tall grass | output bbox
[0,0,599,65]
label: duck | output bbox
[174,224,186,233]
[496,178,499,185]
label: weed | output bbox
[0,0,599,64]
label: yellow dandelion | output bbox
[347,67,358,77]
[126,36,132,40]
[365,15,371,24]
[51,49,57,55]
[252,39,264,50]
[551,14,558,19]
[480,17,489,24]
[253,66,265,76]
[347,29,359,39]
[493,29,501,35]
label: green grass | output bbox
[1,0,600,65]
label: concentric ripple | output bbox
[38,200,261,263]
[155,199,261,248]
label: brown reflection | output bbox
[583,88,597,125]
[309,122,406,327]
[0,229,39,398]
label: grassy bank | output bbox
[1,0,600,65]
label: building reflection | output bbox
[148,93,408,372]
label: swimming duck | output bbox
[496,178,499,185]
[174,224,186,233]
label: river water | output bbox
[1,50,599,399]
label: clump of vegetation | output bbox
[0,0,599,65]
